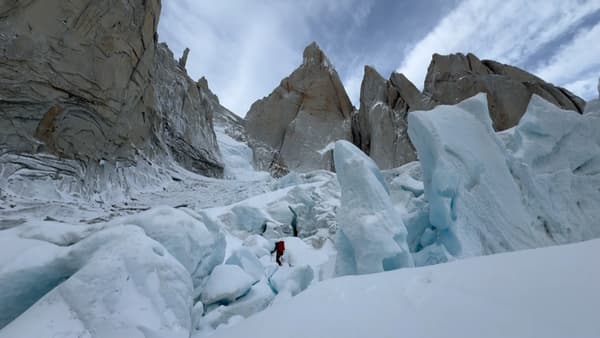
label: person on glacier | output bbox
[271,240,285,266]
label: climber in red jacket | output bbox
[271,240,285,266]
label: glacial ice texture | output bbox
[333,140,413,276]
[408,93,600,259]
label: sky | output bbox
[158,0,600,117]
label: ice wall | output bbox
[333,140,413,275]
[408,93,600,259]
[503,95,600,243]
[408,94,540,257]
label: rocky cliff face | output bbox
[0,0,224,200]
[0,0,160,160]
[423,53,585,130]
[154,44,223,177]
[352,53,586,170]
[1,0,589,183]
[245,42,354,173]
[352,66,434,169]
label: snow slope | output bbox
[209,238,600,338]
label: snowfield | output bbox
[210,238,600,338]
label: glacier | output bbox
[200,264,255,305]
[118,206,225,288]
[225,247,266,283]
[194,279,275,335]
[268,264,315,297]
[333,140,413,276]
[208,238,600,338]
[408,94,539,258]
[0,225,193,338]
[2,1,599,336]
[408,93,600,260]
[2,93,600,337]
[502,95,600,243]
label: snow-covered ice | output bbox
[225,248,265,283]
[268,265,314,296]
[409,94,540,258]
[194,280,275,335]
[2,92,600,338]
[209,238,600,338]
[408,93,600,259]
[333,140,413,276]
[241,234,272,258]
[119,206,225,287]
[200,264,255,305]
[384,162,438,265]
[502,95,600,244]
[201,171,339,240]
[275,236,336,280]
[0,226,193,338]
[214,125,270,180]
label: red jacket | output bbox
[274,241,285,255]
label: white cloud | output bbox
[397,0,600,89]
[158,0,366,116]
[534,22,600,99]
[342,68,365,108]
[159,0,600,116]
[564,76,599,101]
